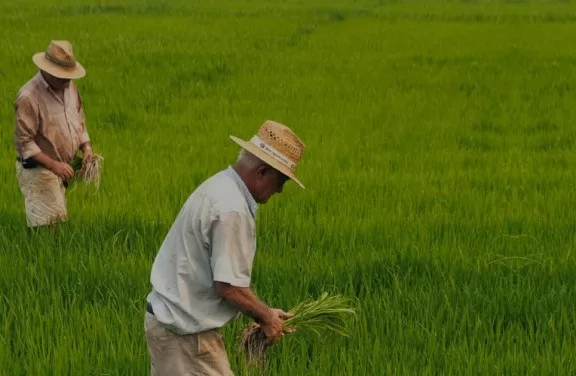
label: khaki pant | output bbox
[15,162,67,228]
[144,312,234,376]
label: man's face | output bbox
[253,166,290,204]
[42,71,71,91]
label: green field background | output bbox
[1,0,576,375]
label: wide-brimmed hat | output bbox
[230,120,306,189]
[32,40,85,80]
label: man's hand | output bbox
[82,148,93,159]
[213,282,295,344]
[81,143,93,163]
[260,308,295,345]
[28,152,73,181]
[50,161,74,181]
[260,311,284,345]
[273,308,297,333]
[271,308,294,320]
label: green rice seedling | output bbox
[69,153,104,191]
[239,293,358,370]
[282,292,358,337]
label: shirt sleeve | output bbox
[75,85,90,145]
[14,95,41,159]
[210,211,256,288]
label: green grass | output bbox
[1,0,576,374]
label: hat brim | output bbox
[230,135,305,189]
[33,52,86,79]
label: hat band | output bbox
[250,136,296,171]
[45,52,77,68]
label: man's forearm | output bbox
[28,152,56,170]
[215,283,273,324]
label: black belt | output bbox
[146,302,154,315]
[17,157,39,169]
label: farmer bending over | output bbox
[13,40,93,229]
[145,120,306,375]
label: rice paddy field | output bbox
[1,0,576,374]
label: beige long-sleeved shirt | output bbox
[14,72,90,163]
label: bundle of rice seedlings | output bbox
[238,292,357,371]
[239,322,269,371]
[69,153,104,191]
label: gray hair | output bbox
[236,149,266,170]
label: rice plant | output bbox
[69,153,104,191]
[238,293,358,370]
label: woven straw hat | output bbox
[230,120,306,189]
[32,40,86,79]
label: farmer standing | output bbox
[144,120,306,375]
[13,40,93,229]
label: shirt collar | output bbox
[35,71,68,100]
[36,72,50,90]
[225,166,258,217]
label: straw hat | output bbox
[230,120,306,188]
[32,40,86,79]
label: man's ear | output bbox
[255,164,268,178]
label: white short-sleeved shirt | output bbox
[146,166,258,335]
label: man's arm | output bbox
[214,282,275,324]
[27,152,74,181]
[28,151,56,170]
[14,95,41,161]
[210,212,292,344]
[14,95,74,180]
[215,282,292,344]
[74,83,91,156]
